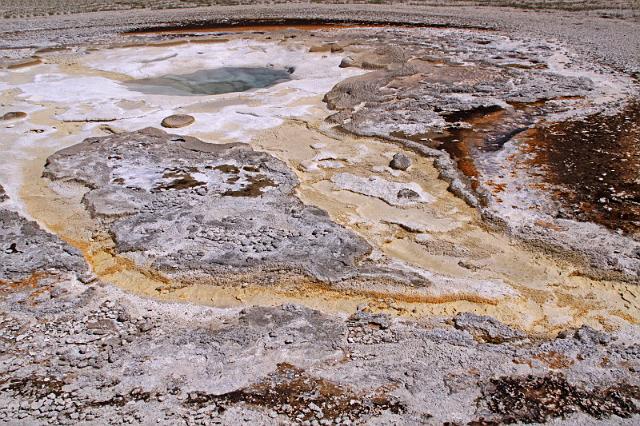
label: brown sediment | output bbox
[522,101,640,235]
[503,63,548,70]
[213,161,276,196]
[1,111,28,121]
[211,164,240,174]
[34,46,68,54]
[152,167,206,192]
[441,105,504,123]
[6,58,41,69]
[187,37,230,44]
[477,374,640,424]
[125,21,387,36]
[144,40,190,47]
[223,174,276,197]
[184,363,404,423]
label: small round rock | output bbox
[1,111,27,121]
[389,153,412,170]
[161,114,195,128]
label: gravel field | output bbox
[1,2,639,75]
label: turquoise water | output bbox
[125,67,293,96]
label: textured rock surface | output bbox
[0,267,638,424]
[321,27,639,281]
[389,152,411,171]
[331,173,434,206]
[0,209,89,283]
[1,7,639,424]
[43,128,371,283]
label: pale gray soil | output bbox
[0,0,639,19]
[0,3,639,74]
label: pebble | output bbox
[161,114,195,128]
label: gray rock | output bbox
[389,153,411,170]
[397,188,419,200]
[0,209,88,283]
[44,128,371,283]
[339,56,356,68]
[453,312,526,344]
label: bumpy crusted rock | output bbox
[453,312,526,344]
[0,209,89,283]
[389,153,411,171]
[43,128,371,283]
[0,184,7,203]
[323,29,640,282]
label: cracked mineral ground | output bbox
[0,1,639,425]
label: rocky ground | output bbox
[1,2,639,425]
[1,187,639,424]
[1,1,639,20]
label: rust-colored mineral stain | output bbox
[532,351,575,369]
[523,101,640,235]
[0,272,50,295]
[391,105,534,192]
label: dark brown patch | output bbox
[523,101,640,235]
[152,167,206,192]
[211,164,240,174]
[184,363,404,423]
[6,58,41,69]
[223,174,275,197]
[476,373,640,424]
[0,375,65,400]
[441,105,504,123]
[90,388,154,408]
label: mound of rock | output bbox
[161,114,195,128]
[44,128,371,283]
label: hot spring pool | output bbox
[124,66,293,96]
